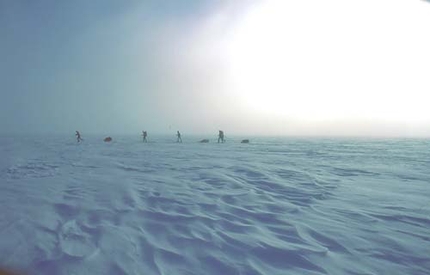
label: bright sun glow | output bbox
[227,0,430,124]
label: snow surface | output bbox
[1,135,429,275]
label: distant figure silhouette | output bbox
[75,131,82,142]
[177,131,182,143]
[104,137,112,142]
[218,130,225,143]
[241,139,250,143]
[142,131,148,142]
[200,139,209,143]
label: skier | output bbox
[218,130,225,143]
[76,131,82,142]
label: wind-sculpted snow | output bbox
[1,135,429,274]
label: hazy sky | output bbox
[1,0,429,137]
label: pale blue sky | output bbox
[1,0,429,137]
[0,0,241,135]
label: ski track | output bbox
[1,136,430,275]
